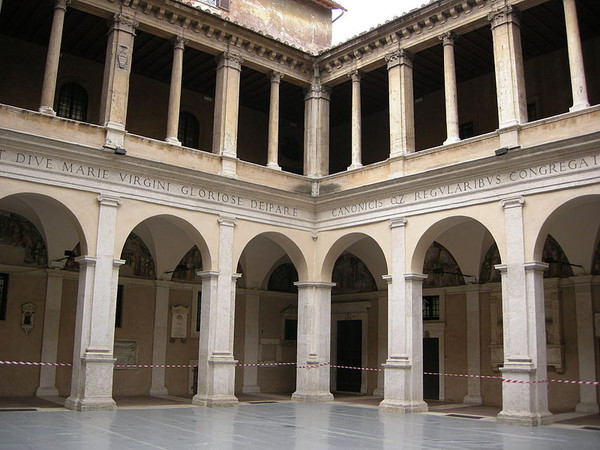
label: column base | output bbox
[266,163,281,170]
[372,387,384,398]
[165,136,181,146]
[463,394,483,405]
[347,163,363,171]
[291,391,334,402]
[39,106,56,116]
[570,102,590,113]
[149,387,169,397]
[241,385,261,394]
[36,386,59,397]
[575,402,600,414]
[65,395,117,411]
[496,410,553,427]
[443,136,460,145]
[192,394,239,407]
[379,399,428,413]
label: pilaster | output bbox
[150,280,171,396]
[99,13,138,151]
[386,50,415,158]
[241,292,260,393]
[463,284,482,405]
[292,281,335,402]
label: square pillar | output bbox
[386,50,415,157]
[303,79,330,177]
[99,13,138,151]
[463,285,482,404]
[241,292,261,393]
[150,280,171,396]
[373,292,387,397]
[292,281,334,402]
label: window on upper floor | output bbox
[56,82,88,121]
[189,0,230,11]
[178,111,200,149]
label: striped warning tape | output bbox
[1,360,599,385]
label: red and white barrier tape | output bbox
[2,360,599,385]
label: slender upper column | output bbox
[212,52,243,160]
[348,70,363,170]
[439,32,460,144]
[150,280,171,396]
[386,50,415,157]
[571,276,599,413]
[99,13,138,151]
[563,0,590,111]
[488,6,527,128]
[36,269,66,396]
[165,37,187,145]
[495,196,551,426]
[39,0,70,115]
[303,78,331,177]
[292,281,335,402]
[267,71,283,170]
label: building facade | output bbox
[0,0,599,426]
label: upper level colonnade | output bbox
[1,0,598,187]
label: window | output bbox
[0,273,8,320]
[56,83,88,121]
[195,291,201,333]
[193,0,229,10]
[178,111,200,149]
[459,121,474,140]
[115,285,124,328]
[423,295,440,321]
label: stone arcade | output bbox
[0,0,599,427]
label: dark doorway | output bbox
[336,320,362,392]
[423,337,439,400]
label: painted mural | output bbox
[0,211,47,266]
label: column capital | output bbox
[389,217,407,228]
[155,280,172,289]
[500,195,525,209]
[438,31,457,45]
[348,69,361,82]
[524,261,549,273]
[382,275,392,284]
[488,5,520,29]
[54,0,70,11]
[172,36,188,50]
[113,259,126,268]
[294,281,336,289]
[97,194,122,208]
[74,256,97,267]
[404,273,428,282]
[110,13,139,36]
[217,216,236,227]
[385,49,413,70]
[304,82,331,101]
[46,268,67,278]
[218,52,244,71]
[269,71,283,84]
[494,263,507,274]
[197,270,219,280]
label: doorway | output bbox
[423,337,439,400]
[336,319,362,392]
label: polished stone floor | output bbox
[0,402,599,449]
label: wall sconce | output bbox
[21,302,36,335]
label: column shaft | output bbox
[563,0,590,111]
[292,281,334,401]
[267,72,282,170]
[463,286,482,404]
[150,281,171,396]
[241,293,260,393]
[165,37,187,145]
[36,270,65,396]
[99,13,137,150]
[39,0,69,115]
[348,70,362,170]
[439,32,460,144]
[386,50,415,157]
[489,6,527,128]
[303,81,331,177]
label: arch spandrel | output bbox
[233,223,310,281]
[407,207,503,277]
[318,223,389,288]
[530,191,600,274]
[0,187,91,259]
[113,202,217,273]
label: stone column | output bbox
[193,216,238,407]
[563,0,590,112]
[267,71,283,170]
[303,80,331,177]
[292,281,335,401]
[212,52,243,177]
[495,196,551,426]
[348,70,363,170]
[439,32,460,145]
[99,13,137,151]
[380,218,428,413]
[571,276,599,413]
[36,269,65,397]
[150,280,171,396]
[386,50,415,157]
[463,285,482,404]
[242,292,260,393]
[65,195,124,411]
[39,0,69,115]
[373,291,387,397]
[165,37,187,145]
[488,6,527,129]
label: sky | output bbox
[332,0,431,44]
